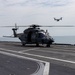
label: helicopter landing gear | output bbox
[22,42,26,46]
[46,44,50,47]
[36,43,39,47]
[46,41,52,47]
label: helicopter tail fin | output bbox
[12,23,18,37]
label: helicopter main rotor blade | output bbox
[0,24,74,27]
[41,25,74,27]
[15,25,75,27]
[0,25,29,27]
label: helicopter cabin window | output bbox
[38,33,45,38]
[31,33,36,39]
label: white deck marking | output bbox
[0,48,50,75]
[0,48,17,52]
[43,62,50,75]
[0,50,50,75]
[0,47,75,64]
[0,47,39,53]
[44,47,75,53]
[29,49,75,56]
[19,48,39,53]
[20,52,75,64]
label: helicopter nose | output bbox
[49,38,54,42]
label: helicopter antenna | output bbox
[15,23,17,29]
[14,23,19,29]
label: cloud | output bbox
[0,0,72,7]
[35,0,70,7]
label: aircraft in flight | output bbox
[54,17,62,22]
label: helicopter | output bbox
[54,17,62,22]
[19,25,55,47]
[2,24,74,47]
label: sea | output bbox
[0,36,75,45]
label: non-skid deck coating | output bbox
[0,54,39,75]
[0,41,75,75]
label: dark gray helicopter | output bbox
[11,24,54,47]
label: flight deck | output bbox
[0,41,75,75]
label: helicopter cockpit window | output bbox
[38,33,45,38]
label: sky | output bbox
[0,0,75,36]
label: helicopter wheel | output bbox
[46,44,50,47]
[36,43,39,47]
[22,43,25,46]
[46,41,51,47]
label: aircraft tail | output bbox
[12,23,18,37]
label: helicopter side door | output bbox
[27,31,32,42]
[31,32,37,43]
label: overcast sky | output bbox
[0,0,75,36]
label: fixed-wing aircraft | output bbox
[54,17,62,22]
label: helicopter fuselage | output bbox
[18,27,54,47]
